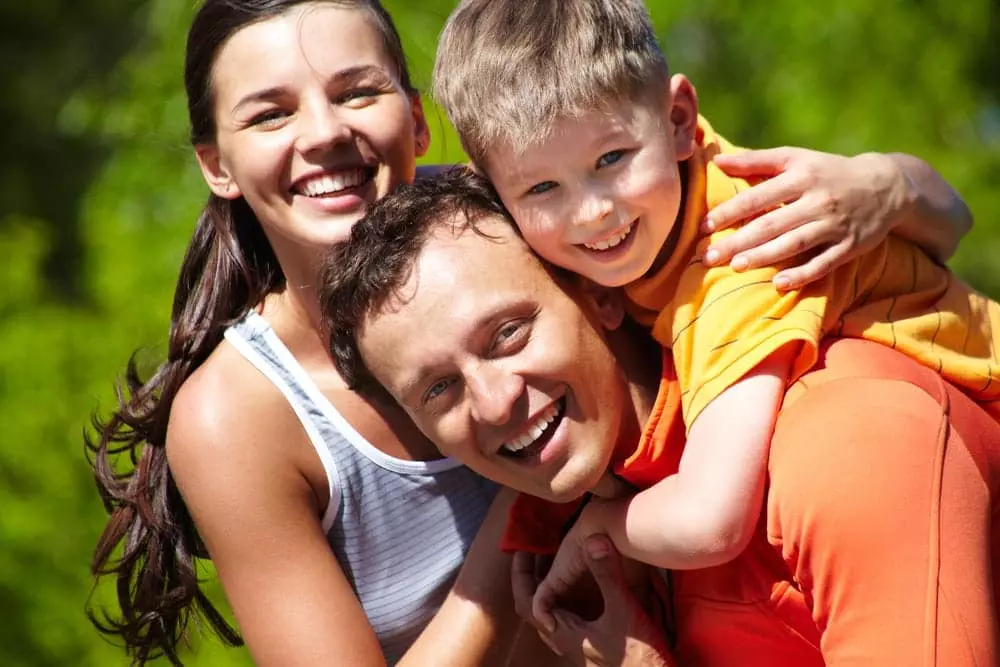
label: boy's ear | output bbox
[579,279,626,332]
[195,143,242,200]
[666,74,699,162]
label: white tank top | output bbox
[225,312,498,663]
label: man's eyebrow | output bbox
[397,300,525,407]
[230,65,393,115]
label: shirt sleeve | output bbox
[650,235,833,430]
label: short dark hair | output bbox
[319,168,512,395]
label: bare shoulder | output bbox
[166,338,318,508]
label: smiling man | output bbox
[320,168,1000,666]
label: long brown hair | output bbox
[85,1,415,664]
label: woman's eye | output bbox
[338,88,380,105]
[597,150,626,168]
[527,181,558,196]
[249,109,289,128]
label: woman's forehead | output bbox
[211,4,393,97]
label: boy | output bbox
[431,0,1000,626]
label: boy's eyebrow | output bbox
[230,65,393,114]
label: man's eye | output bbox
[527,181,558,196]
[423,378,454,403]
[597,150,626,168]
[490,320,530,355]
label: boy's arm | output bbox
[531,346,794,628]
[705,148,972,289]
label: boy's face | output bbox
[356,216,637,502]
[485,75,698,288]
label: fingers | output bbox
[704,169,809,234]
[511,552,539,621]
[532,576,560,633]
[704,202,818,266]
[711,146,802,179]
[579,535,628,609]
[772,241,852,291]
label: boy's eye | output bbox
[526,181,558,196]
[597,150,626,168]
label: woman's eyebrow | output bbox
[231,65,393,114]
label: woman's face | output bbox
[196,3,429,266]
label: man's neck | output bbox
[610,317,662,426]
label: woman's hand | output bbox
[702,147,969,290]
[512,536,673,667]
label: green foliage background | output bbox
[0,0,996,664]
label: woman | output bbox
[85,0,973,665]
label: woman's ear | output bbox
[579,279,626,332]
[195,143,242,200]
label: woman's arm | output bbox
[703,148,972,289]
[167,357,532,667]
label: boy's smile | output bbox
[483,74,698,288]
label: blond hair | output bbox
[433,0,669,168]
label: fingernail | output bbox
[774,274,791,290]
[542,617,556,633]
[704,248,720,266]
[586,538,610,560]
[731,255,749,271]
[702,216,716,233]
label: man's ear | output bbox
[579,279,626,331]
[409,93,431,158]
[665,74,699,162]
[195,143,242,200]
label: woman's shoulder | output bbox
[166,338,307,479]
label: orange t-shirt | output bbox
[626,117,1000,429]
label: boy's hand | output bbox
[514,536,673,667]
[702,147,906,290]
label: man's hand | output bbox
[512,536,674,667]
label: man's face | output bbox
[357,216,632,502]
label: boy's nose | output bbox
[573,193,614,230]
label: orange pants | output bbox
[671,339,1000,666]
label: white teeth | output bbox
[501,401,563,454]
[297,169,367,197]
[583,220,635,251]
